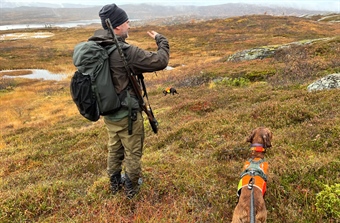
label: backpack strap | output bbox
[126,90,133,135]
[106,44,117,55]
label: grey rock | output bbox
[307,73,340,92]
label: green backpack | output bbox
[71,41,120,121]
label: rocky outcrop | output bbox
[227,46,277,61]
[227,37,333,62]
[307,73,340,92]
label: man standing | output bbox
[88,3,170,199]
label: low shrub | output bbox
[315,183,340,220]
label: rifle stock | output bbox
[105,19,158,133]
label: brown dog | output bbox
[163,87,179,96]
[231,127,272,223]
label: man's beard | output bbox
[121,31,129,40]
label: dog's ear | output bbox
[263,129,272,148]
[246,129,256,143]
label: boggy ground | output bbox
[0,14,339,222]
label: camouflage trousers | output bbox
[104,112,144,184]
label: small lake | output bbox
[1,69,67,81]
[0,19,140,31]
[0,19,101,31]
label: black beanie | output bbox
[99,4,128,29]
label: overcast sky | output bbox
[2,0,340,12]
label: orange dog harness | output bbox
[237,157,268,197]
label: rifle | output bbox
[105,18,158,134]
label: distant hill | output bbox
[0,3,331,26]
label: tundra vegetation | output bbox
[0,14,339,222]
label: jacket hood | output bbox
[88,29,126,46]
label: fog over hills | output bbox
[1,1,93,8]
[0,3,335,26]
[2,0,339,11]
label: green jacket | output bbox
[88,29,170,121]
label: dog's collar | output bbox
[250,143,264,147]
[250,146,266,152]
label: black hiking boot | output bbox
[110,173,123,195]
[123,174,142,199]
